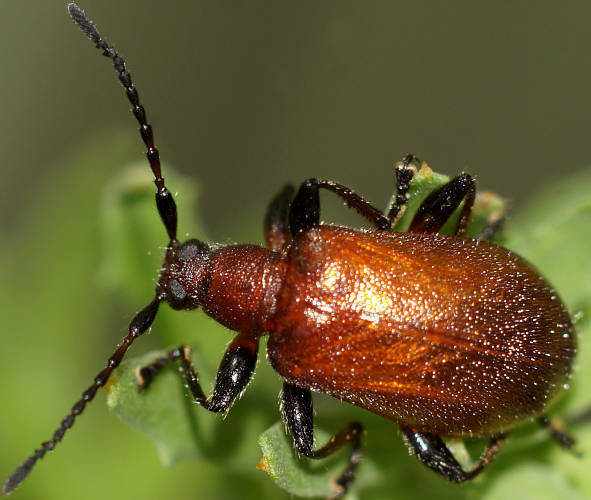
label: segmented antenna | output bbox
[2,299,161,495]
[67,2,178,244]
[2,5,172,494]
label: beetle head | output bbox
[158,239,211,310]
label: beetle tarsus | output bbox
[477,211,507,241]
[385,154,419,224]
[400,425,506,482]
[538,415,579,454]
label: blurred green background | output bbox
[2,1,591,499]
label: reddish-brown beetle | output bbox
[3,3,576,498]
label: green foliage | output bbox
[257,423,379,499]
[105,349,210,466]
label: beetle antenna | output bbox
[67,3,178,244]
[2,298,161,495]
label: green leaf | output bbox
[482,463,586,500]
[105,349,216,466]
[105,350,196,465]
[257,423,342,498]
[257,423,378,499]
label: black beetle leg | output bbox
[385,154,420,225]
[400,425,506,482]
[538,415,578,452]
[288,178,390,235]
[281,382,363,499]
[408,173,476,236]
[264,184,295,252]
[477,210,507,241]
[137,332,259,413]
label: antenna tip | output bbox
[2,456,37,496]
[67,3,100,44]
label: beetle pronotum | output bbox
[3,3,578,498]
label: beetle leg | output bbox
[281,382,363,499]
[400,425,506,482]
[264,184,295,252]
[384,154,420,224]
[477,211,507,241]
[408,173,476,236]
[137,332,259,413]
[538,415,578,452]
[289,178,390,235]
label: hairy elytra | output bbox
[2,3,578,499]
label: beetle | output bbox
[3,3,577,498]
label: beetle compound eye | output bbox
[167,279,187,302]
[177,239,210,262]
